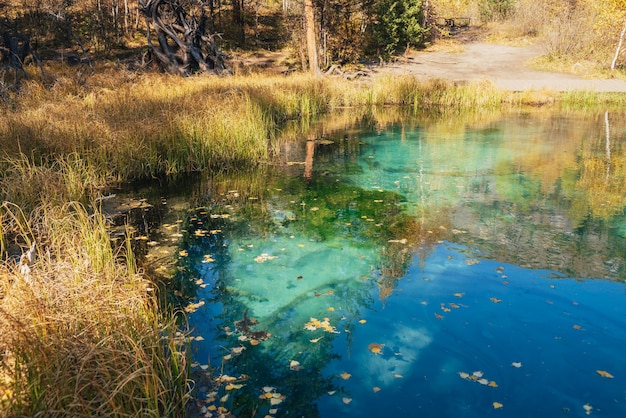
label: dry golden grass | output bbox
[0,202,190,416]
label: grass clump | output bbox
[0,202,191,417]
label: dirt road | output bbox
[377,42,626,92]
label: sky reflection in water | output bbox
[173,111,626,417]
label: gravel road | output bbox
[377,42,626,92]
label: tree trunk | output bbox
[610,20,626,70]
[304,0,320,76]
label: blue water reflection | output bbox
[317,245,626,417]
[170,111,626,417]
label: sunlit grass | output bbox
[0,202,190,416]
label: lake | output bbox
[143,109,626,417]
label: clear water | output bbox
[156,110,626,417]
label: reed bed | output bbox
[0,202,190,417]
[1,68,625,416]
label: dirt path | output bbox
[375,42,626,92]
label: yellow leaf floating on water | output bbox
[596,370,614,378]
[304,317,339,333]
[342,397,352,405]
[573,324,583,330]
[459,372,470,379]
[225,383,244,390]
[493,402,503,409]
[250,339,260,346]
[488,381,498,387]
[340,372,352,380]
[327,307,335,312]
[310,337,323,343]
[254,253,278,263]
[511,362,522,368]
[454,293,464,298]
[393,373,404,379]
[270,397,283,406]
[368,343,384,355]
[202,254,215,263]
[289,360,302,371]
[490,297,502,303]
[583,404,593,415]
[373,387,381,393]
[359,319,367,324]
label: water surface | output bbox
[149,110,626,417]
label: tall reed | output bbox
[0,202,191,416]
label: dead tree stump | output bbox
[139,0,227,75]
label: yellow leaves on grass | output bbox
[201,254,215,263]
[596,370,614,378]
[304,317,339,333]
[368,343,384,355]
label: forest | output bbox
[1,0,626,80]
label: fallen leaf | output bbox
[289,360,302,371]
[573,324,583,330]
[339,372,352,380]
[310,337,323,343]
[393,373,404,379]
[459,372,470,379]
[583,404,592,415]
[453,293,464,298]
[270,397,283,406]
[327,307,335,312]
[225,383,244,390]
[472,371,484,378]
[358,319,367,324]
[327,391,336,396]
[250,339,260,346]
[373,386,381,393]
[511,362,522,368]
[490,297,502,303]
[493,402,503,409]
[342,397,352,405]
[488,381,498,388]
[477,378,489,385]
[434,313,443,320]
[368,343,384,355]
[596,370,614,378]
[262,386,275,393]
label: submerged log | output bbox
[139,0,227,75]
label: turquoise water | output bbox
[160,111,626,417]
